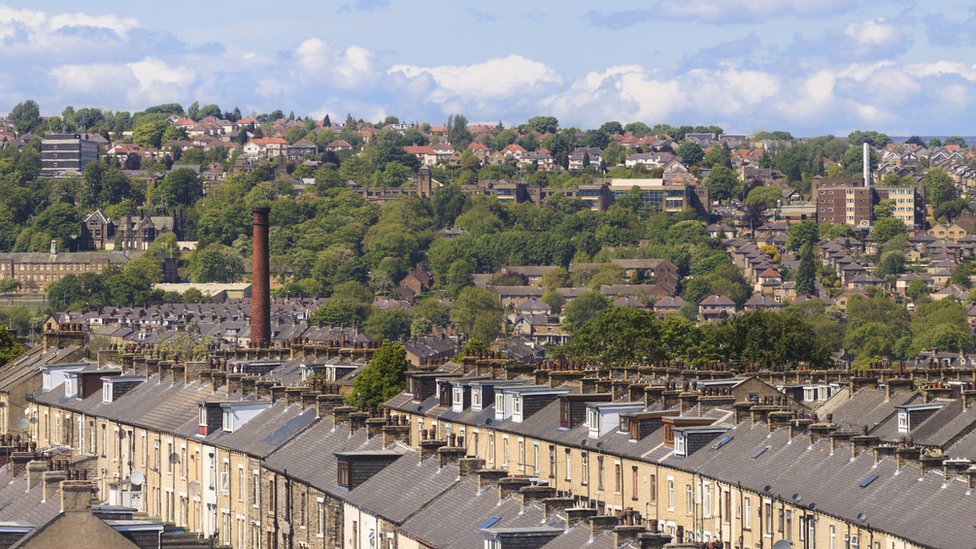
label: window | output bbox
[316,498,325,537]
[488,433,495,464]
[251,470,259,506]
[533,444,539,475]
[830,526,836,549]
[549,446,556,479]
[744,498,752,530]
[597,456,605,491]
[181,447,188,480]
[581,453,589,485]
[778,507,784,533]
[649,474,656,503]
[564,449,571,481]
[675,433,686,456]
[702,481,711,518]
[101,425,108,458]
[502,436,509,467]
[220,461,229,495]
[517,439,525,472]
[238,468,245,501]
[764,501,772,535]
[337,461,350,488]
[631,467,639,500]
[785,511,792,539]
[686,485,693,515]
[153,440,160,471]
[667,478,674,511]
[167,443,174,474]
[724,490,731,522]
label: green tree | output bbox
[525,116,559,134]
[132,118,168,147]
[874,251,906,279]
[450,286,502,340]
[364,308,411,342]
[157,168,203,208]
[906,278,931,302]
[561,290,610,334]
[870,217,907,243]
[704,166,740,202]
[795,243,816,295]
[562,307,662,368]
[923,168,958,212]
[8,100,41,134]
[786,220,820,251]
[944,136,967,147]
[744,186,781,209]
[347,341,409,407]
[189,244,245,283]
[677,141,704,166]
[0,328,25,365]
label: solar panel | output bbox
[712,435,733,449]
[858,473,879,488]
[752,446,770,459]
[478,516,502,530]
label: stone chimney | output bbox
[285,387,304,406]
[316,394,345,419]
[61,480,93,513]
[419,438,447,461]
[588,515,620,537]
[637,532,674,549]
[365,417,387,439]
[457,457,485,477]
[380,416,411,446]
[828,431,852,455]
[851,435,879,458]
[497,477,532,501]
[517,485,556,512]
[477,469,509,490]
[895,446,919,469]
[564,507,599,528]
[42,470,66,502]
[226,373,243,395]
[678,391,699,415]
[251,207,271,348]
[542,496,575,517]
[348,411,369,434]
[26,460,48,489]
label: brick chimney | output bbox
[26,460,47,489]
[251,207,271,348]
[42,470,66,502]
[61,480,93,513]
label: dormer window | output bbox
[897,411,909,433]
[512,397,522,422]
[337,460,350,488]
[102,381,113,404]
[223,409,234,432]
[675,433,687,456]
[472,389,482,409]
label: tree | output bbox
[870,217,907,243]
[874,251,906,279]
[745,186,781,209]
[189,244,245,283]
[8,100,41,134]
[704,166,739,202]
[157,168,203,208]
[0,328,25,365]
[447,114,473,150]
[676,142,704,166]
[786,220,819,251]
[364,308,411,342]
[944,136,967,147]
[873,199,895,220]
[951,262,973,289]
[703,145,732,169]
[905,136,925,147]
[795,243,816,295]
[923,168,958,212]
[561,290,610,334]
[132,118,167,147]
[347,341,409,407]
[847,130,892,148]
[525,116,559,134]
[450,287,502,340]
[562,307,663,368]
[431,184,467,228]
[906,278,931,302]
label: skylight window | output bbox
[858,473,878,488]
[712,435,733,449]
[751,446,770,459]
[478,516,501,530]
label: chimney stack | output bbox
[863,142,870,188]
[251,206,271,348]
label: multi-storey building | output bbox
[40,134,99,176]
[0,250,134,294]
[813,178,924,229]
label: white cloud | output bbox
[654,0,855,23]
[389,55,563,104]
[48,57,195,108]
[0,6,149,55]
[293,38,376,88]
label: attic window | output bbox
[752,446,770,459]
[712,435,733,450]
[223,409,234,432]
[674,433,686,456]
[337,460,350,488]
[858,473,878,488]
[478,516,501,530]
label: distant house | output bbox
[399,266,434,302]
[567,147,603,170]
[698,295,736,322]
[325,139,353,152]
[287,138,318,159]
[80,210,115,251]
[116,214,177,251]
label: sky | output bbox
[1,1,975,135]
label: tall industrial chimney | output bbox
[863,142,870,188]
[251,207,271,348]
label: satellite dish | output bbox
[856,512,866,522]
[808,502,817,511]
[485,418,492,425]
[773,540,792,549]
[763,484,772,494]
[792,493,801,503]
[169,452,181,465]
[580,439,588,447]
[130,470,145,486]
[28,418,38,425]
[596,442,603,449]
[118,430,127,440]
[15,417,28,430]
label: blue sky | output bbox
[1,1,975,135]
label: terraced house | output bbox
[21,348,976,549]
